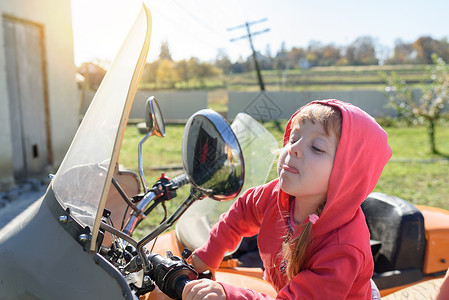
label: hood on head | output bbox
[281,99,392,236]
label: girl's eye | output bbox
[312,146,324,153]
[289,137,299,144]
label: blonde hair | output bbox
[291,103,342,139]
[282,103,342,280]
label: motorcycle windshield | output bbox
[51,5,152,235]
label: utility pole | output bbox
[228,19,269,91]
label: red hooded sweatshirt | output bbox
[195,99,392,299]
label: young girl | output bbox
[183,99,392,299]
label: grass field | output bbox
[373,125,449,209]
[119,120,449,238]
[224,65,430,91]
[139,64,431,92]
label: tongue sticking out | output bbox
[283,164,299,174]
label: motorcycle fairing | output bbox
[46,187,93,251]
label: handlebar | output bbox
[147,252,198,300]
[122,191,156,235]
[122,173,190,236]
[171,173,189,188]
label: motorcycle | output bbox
[0,4,448,299]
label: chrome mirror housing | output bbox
[145,96,165,137]
[182,109,244,201]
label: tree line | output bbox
[226,35,449,72]
[77,35,449,90]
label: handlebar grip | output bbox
[174,277,190,299]
[173,272,212,299]
[171,173,189,188]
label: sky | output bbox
[71,0,449,66]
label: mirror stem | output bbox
[138,132,152,193]
[137,188,205,273]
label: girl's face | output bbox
[277,119,339,204]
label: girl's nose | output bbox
[288,141,302,158]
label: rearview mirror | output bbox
[182,109,244,201]
[145,96,165,137]
[139,96,166,192]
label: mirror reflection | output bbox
[183,110,244,201]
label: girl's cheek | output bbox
[277,152,286,170]
[277,154,288,177]
[279,148,288,162]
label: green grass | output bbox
[249,65,428,91]
[118,120,449,239]
[375,160,449,209]
[373,124,449,209]
[119,124,185,175]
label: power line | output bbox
[148,3,240,61]
[228,19,270,91]
[165,0,250,60]
[170,0,231,43]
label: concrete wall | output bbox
[81,89,397,124]
[133,91,208,122]
[82,90,208,123]
[227,90,396,121]
[0,0,78,189]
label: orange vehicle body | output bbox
[380,205,449,297]
[417,205,449,275]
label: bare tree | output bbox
[413,36,439,64]
[346,36,378,65]
[383,55,449,154]
[386,39,417,64]
[159,41,173,61]
[215,48,232,75]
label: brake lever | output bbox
[181,248,213,280]
[197,270,214,280]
